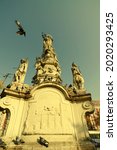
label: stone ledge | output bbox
[0,141,79,150]
[0,140,97,150]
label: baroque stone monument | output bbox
[0,34,96,150]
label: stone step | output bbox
[0,142,79,150]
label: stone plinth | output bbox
[0,83,95,150]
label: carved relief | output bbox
[23,104,62,134]
[40,106,61,130]
[23,89,73,135]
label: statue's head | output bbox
[20,58,28,64]
[72,62,77,68]
[42,33,53,41]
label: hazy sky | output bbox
[0,0,99,100]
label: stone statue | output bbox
[13,58,28,83]
[42,33,54,51]
[71,62,84,90]
[43,49,58,65]
[35,57,45,75]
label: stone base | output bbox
[21,134,74,143]
[78,140,96,150]
[0,142,78,150]
[0,140,96,150]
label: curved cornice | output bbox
[30,83,92,103]
[31,83,70,100]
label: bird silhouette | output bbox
[15,20,26,36]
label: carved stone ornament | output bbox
[82,101,94,112]
[3,99,11,106]
[13,58,28,84]
[32,33,62,84]
[71,62,85,94]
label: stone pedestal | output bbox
[0,83,95,150]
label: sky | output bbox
[0,0,99,100]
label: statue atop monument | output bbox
[71,62,85,94]
[7,58,30,93]
[13,58,28,83]
[42,33,54,52]
[66,63,86,96]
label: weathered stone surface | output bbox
[0,141,97,150]
[78,140,96,150]
[0,142,79,150]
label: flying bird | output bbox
[15,20,26,36]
